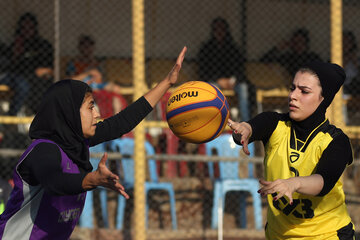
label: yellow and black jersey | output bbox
[235,112,354,239]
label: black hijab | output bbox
[291,61,346,140]
[29,79,93,171]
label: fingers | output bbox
[167,47,187,84]
[227,119,235,130]
[259,179,271,186]
[99,152,108,165]
[120,189,130,199]
[106,180,130,199]
[242,139,250,155]
[176,46,187,67]
[258,179,294,204]
[228,119,251,155]
[173,46,187,72]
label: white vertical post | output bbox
[218,197,223,240]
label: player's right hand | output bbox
[227,119,252,155]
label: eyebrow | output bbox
[298,85,312,90]
[292,84,312,91]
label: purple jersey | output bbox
[0,139,87,240]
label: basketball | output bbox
[166,81,230,143]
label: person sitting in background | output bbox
[261,28,322,78]
[0,12,53,115]
[197,17,246,90]
[197,17,256,120]
[66,35,127,119]
[342,30,360,96]
[66,35,105,89]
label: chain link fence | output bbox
[0,0,360,239]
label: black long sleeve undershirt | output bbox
[233,112,353,196]
[18,96,153,195]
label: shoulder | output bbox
[322,122,348,140]
[29,142,61,159]
[257,111,289,122]
[21,142,62,175]
[321,123,353,164]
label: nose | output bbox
[94,107,101,119]
[289,88,298,101]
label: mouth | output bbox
[289,103,298,110]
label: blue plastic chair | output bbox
[110,138,177,230]
[205,134,262,230]
[79,143,109,228]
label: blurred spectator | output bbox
[197,17,256,120]
[0,178,12,214]
[66,35,105,89]
[343,30,360,96]
[197,17,246,89]
[0,42,9,76]
[66,35,127,118]
[0,12,53,115]
[261,28,322,78]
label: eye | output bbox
[301,90,309,94]
[289,86,295,91]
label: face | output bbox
[20,19,36,39]
[213,21,227,43]
[291,35,307,54]
[288,71,324,121]
[78,42,95,57]
[80,93,100,138]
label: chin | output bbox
[289,113,303,121]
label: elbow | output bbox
[314,173,330,197]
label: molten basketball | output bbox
[166,81,230,143]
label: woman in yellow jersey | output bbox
[228,61,355,239]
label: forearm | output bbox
[144,77,172,107]
[89,96,152,146]
[290,174,324,196]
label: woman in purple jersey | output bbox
[0,47,186,240]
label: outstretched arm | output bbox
[144,46,187,107]
[89,47,187,146]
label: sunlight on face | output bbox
[288,71,324,121]
[80,93,100,138]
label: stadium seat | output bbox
[110,138,177,230]
[205,134,262,230]
[79,143,109,228]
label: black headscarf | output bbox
[29,79,93,171]
[291,61,346,140]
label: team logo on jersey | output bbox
[290,151,300,163]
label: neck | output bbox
[291,105,326,141]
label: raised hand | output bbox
[144,46,187,107]
[167,46,187,85]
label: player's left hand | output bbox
[258,178,298,205]
[167,46,187,85]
